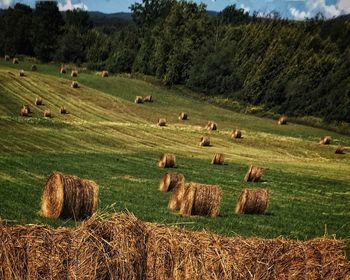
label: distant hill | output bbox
[88,11,133,22]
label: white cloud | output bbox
[0,0,14,9]
[290,7,311,20]
[58,0,88,11]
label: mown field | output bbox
[0,58,349,240]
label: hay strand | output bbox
[235,188,270,214]
[159,172,185,192]
[212,153,225,165]
[244,165,263,182]
[158,153,176,168]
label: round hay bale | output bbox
[206,121,217,131]
[19,70,25,77]
[232,129,242,139]
[158,118,166,127]
[144,95,153,102]
[159,172,185,192]
[178,112,188,120]
[13,58,19,64]
[278,116,288,125]
[60,67,66,74]
[44,109,51,118]
[71,70,78,77]
[335,146,346,154]
[320,136,332,145]
[158,153,176,168]
[60,106,67,114]
[4,55,10,61]
[41,172,99,220]
[101,70,109,77]
[168,182,188,211]
[212,153,225,165]
[244,165,263,182]
[35,97,43,106]
[200,136,210,147]
[71,81,79,89]
[31,65,37,71]
[235,188,270,214]
[20,105,30,117]
[134,96,143,104]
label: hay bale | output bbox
[212,153,225,165]
[19,70,25,77]
[71,81,79,89]
[158,153,176,168]
[144,95,153,102]
[4,55,10,61]
[178,112,188,120]
[13,57,19,64]
[20,105,30,117]
[43,109,51,118]
[31,65,37,71]
[244,165,263,182]
[41,172,99,220]
[159,172,185,192]
[235,188,270,215]
[278,116,288,125]
[135,96,143,104]
[200,136,210,147]
[158,118,166,127]
[168,182,189,211]
[60,67,66,74]
[60,106,67,114]
[71,70,78,77]
[206,121,217,131]
[320,136,332,145]
[231,129,242,139]
[101,70,109,77]
[35,97,43,106]
[179,183,222,217]
[335,146,346,154]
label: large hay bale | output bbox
[71,81,79,89]
[200,136,210,147]
[235,188,270,215]
[71,70,78,77]
[60,106,67,114]
[335,146,346,154]
[31,64,37,71]
[278,116,288,125]
[179,183,222,217]
[320,136,332,145]
[60,67,66,74]
[43,109,51,118]
[135,96,143,104]
[13,58,19,64]
[231,129,242,139]
[206,121,217,131]
[41,172,99,220]
[144,95,153,102]
[212,153,224,165]
[35,97,43,106]
[158,153,176,168]
[101,70,109,77]
[178,112,188,120]
[168,182,189,211]
[19,70,25,77]
[158,118,166,127]
[159,172,185,192]
[20,105,30,117]
[4,55,10,61]
[244,165,263,182]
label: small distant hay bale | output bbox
[71,81,79,88]
[135,96,143,104]
[235,188,270,215]
[144,95,153,102]
[212,153,225,165]
[335,146,346,154]
[4,55,10,61]
[244,165,263,182]
[60,67,66,74]
[159,172,185,192]
[179,183,222,217]
[71,70,78,77]
[320,136,332,145]
[31,64,37,71]
[158,153,176,168]
[41,172,99,220]
[60,106,67,114]
[200,136,210,147]
[44,109,52,118]
[178,112,188,120]
[278,116,288,125]
[206,121,217,131]
[158,118,166,127]
[13,57,19,64]
[35,97,43,106]
[20,105,30,116]
[101,70,109,77]
[19,70,25,77]
[232,129,242,139]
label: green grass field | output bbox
[0,59,349,240]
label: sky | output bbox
[1,0,350,20]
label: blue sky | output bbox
[1,0,350,19]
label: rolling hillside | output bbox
[0,58,349,240]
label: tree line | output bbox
[0,0,349,124]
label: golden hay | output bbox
[206,121,217,131]
[278,116,288,125]
[144,95,153,102]
[244,165,263,182]
[235,188,270,215]
[200,136,210,147]
[158,118,166,127]
[43,109,51,118]
[19,70,25,77]
[159,172,185,192]
[178,112,188,120]
[335,146,346,154]
[231,129,242,139]
[320,136,332,145]
[158,153,176,168]
[101,70,109,77]
[4,55,10,61]
[71,81,79,89]
[60,106,67,114]
[41,172,99,220]
[13,58,19,64]
[31,65,37,71]
[211,153,224,165]
[60,67,67,74]
[168,182,189,211]
[135,96,143,104]
[35,97,43,106]
[20,105,30,117]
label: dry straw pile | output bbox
[244,165,263,182]
[206,121,217,130]
[159,172,185,192]
[200,136,210,147]
[158,153,176,168]
[212,153,225,165]
[235,188,270,215]
[71,81,79,89]
[71,70,78,77]
[35,97,43,106]
[101,70,109,77]
[31,64,37,71]
[278,116,288,125]
[41,172,99,220]
[335,146,346,154]
[158,118,166,127]
[12,57,19,64]
[4,55,10,61]
[60,106,67,114]
[20,105,30,117]
[320,136,332,145]
[135,96,143,104]
[19,70,25,77]
[231,129,242,139]
[144,95,153,102]
[179,112,188,120]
